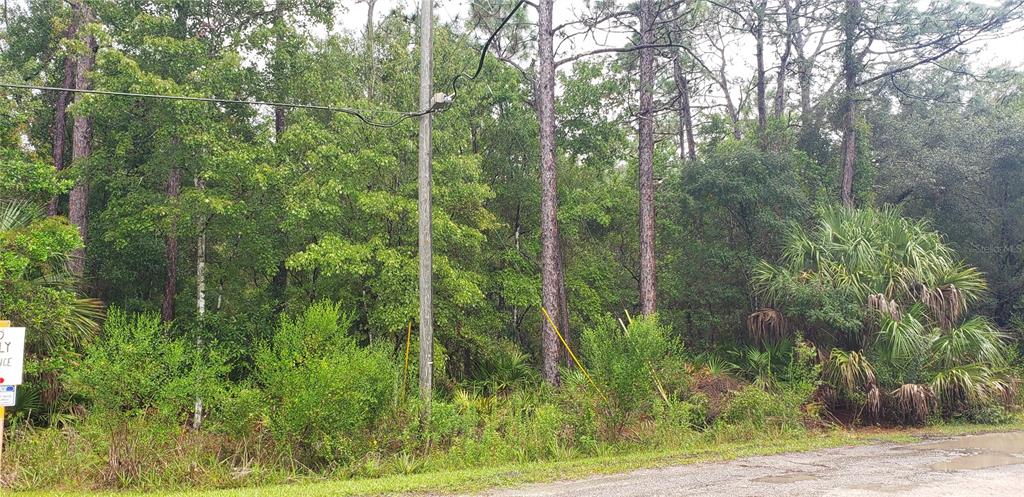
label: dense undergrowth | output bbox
[3,301,1019,492]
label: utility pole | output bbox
[417,0,434,423]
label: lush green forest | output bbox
[1,0,1024,492]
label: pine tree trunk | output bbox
[637,0,657,316]
[161,166,182,322]
[48,24,78,216]
[271,3,289,313]
[798,57,812,129]
[537,0,564,385]
[840,0,861,208]
[67,0,95,278]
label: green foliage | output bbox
[755,207,1016,422]
[580,315,684,418]
[72,309,226,421]
[718,384,809,434]
[256,301,397,465]
[660,139,819,343]
[0,155,101,419]
[0,152,72,202]
[1,0,1022,492]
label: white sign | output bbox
[0,327,26,386]
[0,385,15,407]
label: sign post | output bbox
[0,319,26,471]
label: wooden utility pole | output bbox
[417,0,434,422]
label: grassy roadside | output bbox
[16,421,1024,497]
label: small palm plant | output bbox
[1,199,104,414]
[1,200,104,347]
[750,206,1015,424]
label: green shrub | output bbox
[209,384,268,438]
[654,396,709,430]
[957,404,1016,424]
[256,301,397,465]
[580,315,684,420]
[71,309,226,421]
[719,384,809,434]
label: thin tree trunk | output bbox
[271,109,289,312]
[754,1,767,137]
[67,0,95,278]
[773,0,797,119]
[670,5,697,162]
[271,3,289,313]
[840,0,861,208]
[161,166,182,322]
[716,55,742,140]
[193,175,206,429]
[637,0,657,316]
[790,0,812,130]
[196,177,206,319]
[364,0,377,100]
[537,0,564,385]
[798,57,812,128]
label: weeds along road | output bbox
[473,431,1024,497]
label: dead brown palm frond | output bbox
[891,383,935,425]
[865,384,882,420]
[983,376,1018,407]
[746,308,787,343]
[867,293,902,321]
[921,284,967,330]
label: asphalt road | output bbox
[474,431,1024,497]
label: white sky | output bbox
[338,0,1024,68]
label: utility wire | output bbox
[447,0,527,105]
[0,0,529,128]
[0,82,425,129]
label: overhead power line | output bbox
[0,82,425,128]
[447,0,528,104]
[0,0,529,129]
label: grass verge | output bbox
[16,421,1024,497]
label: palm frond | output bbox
[823,349,876,394]
[891,383,935,424]
[0,199,39,231]
[930,316,1006,370]
[746,308,787,343]
[875,306,928,365]
[929,364,1004,412]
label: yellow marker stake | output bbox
[541,307,608,403]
